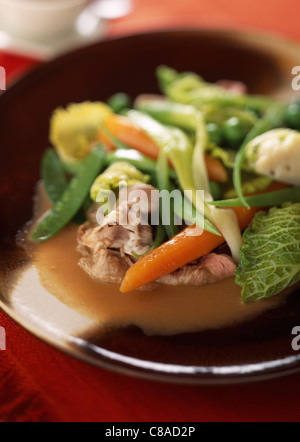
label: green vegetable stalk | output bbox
[233,104,287,208]
[134,99,211,195]
[209,186,300,207]
[125,109,220,236]
[157,65,274,112]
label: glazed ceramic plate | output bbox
[1,30,300,385]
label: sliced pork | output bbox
[157,253,236,286]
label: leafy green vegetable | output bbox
[206,143,237,169]
[50,101,111,165]
[90,161,150,204]
[157,66,274,112]
[224,176,272,199]
[235,203,300,303]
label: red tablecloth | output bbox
[1,0,300,423]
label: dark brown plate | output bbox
[1,29,300,385]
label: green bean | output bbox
[156,150,179,239]
[208,186,300,208]
[132,223,166,258]
[42,149,68,204]
[148,224,166,252]
[233,104,286,208]
[32,145,106,242]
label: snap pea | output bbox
[107,148,177,181]
[208,186,300,208]
[32,145,106,242]
[42,149,68,204]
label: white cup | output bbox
[0,0,92,41]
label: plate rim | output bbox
[1,27,300,385]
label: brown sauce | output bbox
[25,184,288,336]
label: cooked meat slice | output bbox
[86,203,100,225]
[78,210,153,258]
[157,253,236,286]
[79,248,130,284]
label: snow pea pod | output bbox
[32,145,106,242]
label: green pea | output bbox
[107,93,131,114]
[285,103,300,129]
[222,117,247,147]
[206,123,223,145]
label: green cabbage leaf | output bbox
[236,203,300,303]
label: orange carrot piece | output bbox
[120,182,288,293]
[103,114,160,160]
[101,114,230,182]
[120,205,258,293]
[204,154,228,183]
[98,130,115,151]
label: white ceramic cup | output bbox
[0,0,92,41]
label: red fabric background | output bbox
[1,0,300,422]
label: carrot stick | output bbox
[120,206,257,292]
[204,154,228,183]
[101,114,228,183]
[120,182,288,293]
[103,114,160,160]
